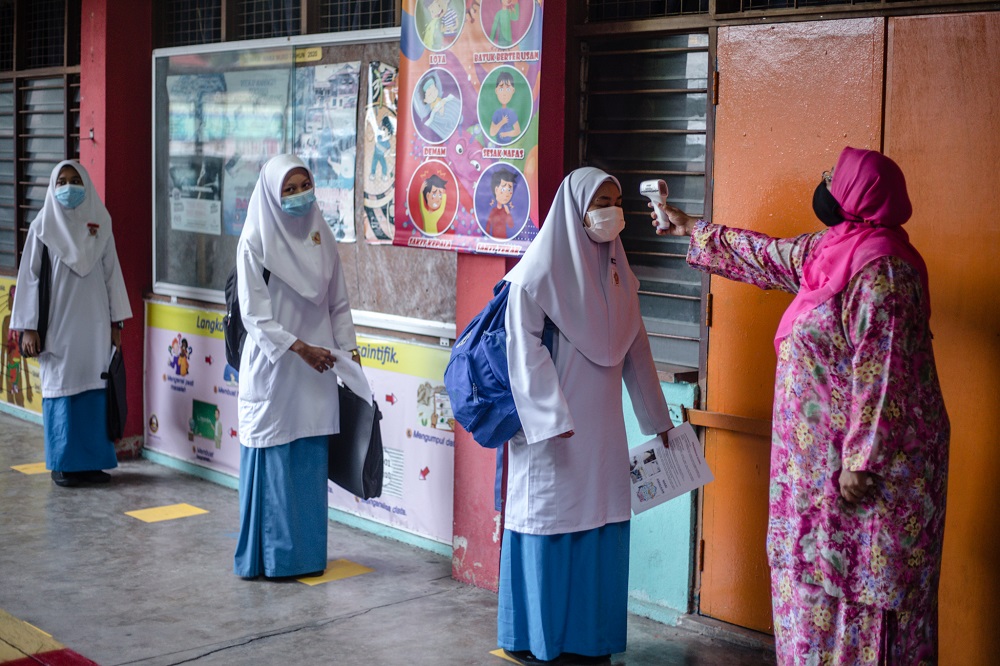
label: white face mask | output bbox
[584,206,625,243]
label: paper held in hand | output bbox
[629,422,713,515]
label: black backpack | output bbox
[223,265,270,370]
[17,243,51,355]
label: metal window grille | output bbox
[0,1,13,73]
[716,0,852,9]
[320,0,397,32]
[23,0,65,70]
[236,0,302,40]
[15,76,78,264]
[162,0,222,47]
[587,0,709,21]
[581,33,710,369]
[0,81,14,269]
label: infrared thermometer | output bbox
[640,179,670,230]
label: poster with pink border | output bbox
[394,0,543,255]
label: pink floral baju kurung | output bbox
[688,220,949,665]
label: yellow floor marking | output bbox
[11,462,48,475]
[296,558,374,586]
[0,608,64,659]
[490,648,521,663]
[125,503,208,523]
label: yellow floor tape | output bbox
[296,558,374,586]
[10,462,48,475]
[125,503,208,523]
[0,608,63,661]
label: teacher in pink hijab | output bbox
[654,147,949,665]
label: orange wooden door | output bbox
[883,13,1000,664]
[701,19,886,633]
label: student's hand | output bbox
[291,340,337,373]
[349,349,362,367]
[650,201,699,236]
[19,330,40,357]
[557,430,574,439]
[658,427,673,448]
[839,469,876,504]
[111,327,122,349]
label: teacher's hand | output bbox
[650,201,699,237]
[291,339,337,374]
[839,469,876,504]
[557,430,575,439]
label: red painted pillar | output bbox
[79,0,153,455]
[451,3,568,591]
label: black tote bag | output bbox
[328,385,383,499]
[101,346,127,440]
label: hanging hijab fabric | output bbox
[238,154,338,305]
[774,147,930,352]
[505,167,641,368]
[33,160,113,277]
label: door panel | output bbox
[702,18,885,633]
[884,13,1000,664]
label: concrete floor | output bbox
[0,411,775,666]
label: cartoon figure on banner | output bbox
[481,0,535,49]
[407,160,459,236]
[2,285,34,407]
[364,62,399,244]
[478,66,531,147]
[416,381,454,431]
[168,334,193,377]
[475,164,530,240]
[416,0,464,52]
[412,69,463,144]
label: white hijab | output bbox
[33,160,113,277]
[238,154,338,305]
[505,167,641,367]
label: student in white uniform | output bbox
[233,154,359,580]
[12,160,131,488]
[499,167,674,665]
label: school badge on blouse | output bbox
[87,222,99,236]
[310,231,322,246]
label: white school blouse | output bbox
[504,285,673,535]
[236,247,357,448]
[10,230,131,398]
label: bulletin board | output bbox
[152,31,456,325]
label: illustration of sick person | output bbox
[418,174,448,234]
[485,169,517,239]
[422,0,458,50]
[2,286,32,407]
[370,115,394,179]
[490,0,520,48]
[413,73,461,141]
[168,336,181,374]
[489,72,521,145]
[178,338,192,376]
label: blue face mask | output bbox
[281,189,316,217]
[54,184,86,209]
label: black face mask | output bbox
[813,180,843,227]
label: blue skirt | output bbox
[43,390,117,473]
[234,436,329,578]
[498,521,631,661]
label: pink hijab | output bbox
[774,147,930,352]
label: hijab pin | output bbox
[613,271,620,286]
[310,231,322,246]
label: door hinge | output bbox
[699,538,706,572]
[712,71,719,106]
[704,293,713,328]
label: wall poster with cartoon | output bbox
[394,0,544,255]
[0,277,41,415]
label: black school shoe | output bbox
[560,654,612,665]
[76,470,111,484]
[502,649,559,665]
[51,471,80,487]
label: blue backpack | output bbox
[444,280,553,449]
